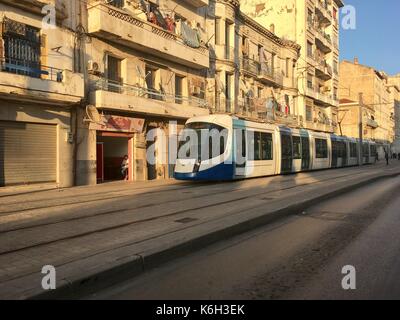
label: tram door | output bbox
[281,133,293,173]
[342,142,348,166]
[301,136,310,170]
[331,140,338,168]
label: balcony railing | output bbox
[88,2,209,68]
[0,57,64,82]
[93,79,208,109]
[241,57,283,86]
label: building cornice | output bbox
[238,13,301,52]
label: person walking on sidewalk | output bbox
[385,149,389,166]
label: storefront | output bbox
[0,120,57,186]
[90,114,145,183]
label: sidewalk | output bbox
[0,162,399,299]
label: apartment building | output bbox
[388,74,400,154]
[338,59,398,156]
[240,0,344,133]
[0,0,84,187]
[0,0,303,188]
[76,0,211,185]
[208,0,300,126]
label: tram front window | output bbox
[178,122,229,161]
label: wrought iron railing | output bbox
[94,79,208,108]
[0,57,64,82]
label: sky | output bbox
[340,0,400,75]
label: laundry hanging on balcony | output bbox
[181,22,200,48]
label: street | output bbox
[0,163,399,299]
[88,175,400,300]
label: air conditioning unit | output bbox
[87,60,100,75]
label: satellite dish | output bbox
[85,105,104,125]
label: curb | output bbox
[31,169,400,299]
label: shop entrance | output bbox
[97,132,133,183]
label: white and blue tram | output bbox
[174,115,376,181]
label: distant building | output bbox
[338,59,399,157]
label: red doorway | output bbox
[96,132,134,183]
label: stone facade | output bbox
[240,0,344,133]
[338,59,398,152]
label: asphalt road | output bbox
[88,176,400,300]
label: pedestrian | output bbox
[385,150,389,166]
[375,152,379,162]
[398,152,400,160]
[121,155,129,181]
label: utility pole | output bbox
[358,93,364,166]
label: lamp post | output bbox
[358,93,364,166]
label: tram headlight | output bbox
[193,161,201,173]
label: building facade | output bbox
[208,0,300,125]
[240,0,344,133]
[0,0,306,188]
[75,0,211,185]
[338,59,399,157]
[0,0,84,187]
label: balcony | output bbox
[0,0,68,20]
[315,0,332,25]
[182,0,209,8]
[0,58,84,105]
[314,58,333,80]
[87,2,209,69]
[90,79,209,119]
[315,30,332,53]
[240,57,283,87]
[306,87,338,107]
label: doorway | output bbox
[97,133,133,183]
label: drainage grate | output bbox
[175,217,198,224]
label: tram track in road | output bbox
[0,167,389,256]
[0,166,374,219]
[0,166,373,232]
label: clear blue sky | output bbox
[340,0,400,75]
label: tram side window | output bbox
[261,132,273,160]
[315,138,328,159]
[250,131,273,161]
[350,143,358,158]
[363,144,369,156]
[292,136,301,159]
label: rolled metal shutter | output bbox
[0,121,57,186]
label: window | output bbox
[306,106,313,122]
[2,19,41,78]
[292,136,302,159]
[350,143,358,158]
[307,41,313,58]
[363,143,369,156]
[333,60,338,74]
[307,74,313,89]
[286,58,290,77]
[179,122,228,160]
[249,131,273,161]
[145,65,162,100]
[215,18,221,45]
[261,132,273,160]
[175,75,184,104]
[315,139,328,158]
[107,55,122,93]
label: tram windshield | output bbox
[178,122,229,161]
